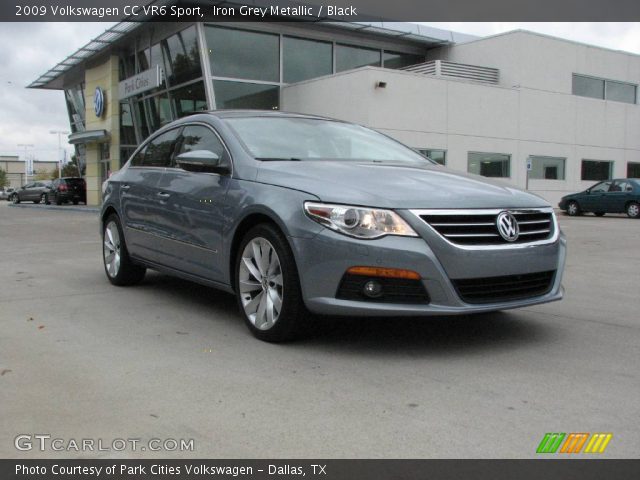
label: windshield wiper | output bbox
[256,157,302,162]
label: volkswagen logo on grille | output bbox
[496,211,519,242]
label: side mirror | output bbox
[176,150,228,174]
[585,189,590,195]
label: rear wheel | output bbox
[103,214,146,286]
[566,201,580,216]
[44,194,51,205]
[55,195,63,206]
[36,193,45,204]
[627,202,640,219]
[72,199,79,205]
[235,224,307,342]
[594,212,605,217]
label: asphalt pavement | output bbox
[1,201,638,458]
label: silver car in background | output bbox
[100,111,565,342]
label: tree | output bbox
[0,167,9,188]
[61,154,84,177]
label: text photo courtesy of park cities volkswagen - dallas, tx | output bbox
[1,1,639,479]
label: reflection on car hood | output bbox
[256,160,549,209]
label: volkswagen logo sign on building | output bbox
[496,211,520,242]
[94,86,105,118]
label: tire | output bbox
[102,214,146,286]
[11,194,20,204]
[56,195,63,206]
[627,202,640,219]
[44,194,51,205]
[72,199,79,205]
[234,223,308,342]
[594,212,605,217]
[566,201,581,216]
[36,193,45,204]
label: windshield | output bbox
[225,117,434,165]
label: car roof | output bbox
[202,109,337,121]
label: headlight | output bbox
[304,202,418,239]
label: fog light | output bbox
[363,280,383,298]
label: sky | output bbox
[0,22,638,164]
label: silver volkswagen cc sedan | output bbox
[101,111,566,342]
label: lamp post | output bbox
[17,143,34,184]
[50,130,70,178]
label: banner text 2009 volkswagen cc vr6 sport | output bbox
[101,111,565,342]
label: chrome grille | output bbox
[411,208,556,247]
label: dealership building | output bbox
[30,11,640,206]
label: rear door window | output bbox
[143,128,180,167]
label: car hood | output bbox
[255,160,549,209]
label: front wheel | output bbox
[103,214,146,286]
[44,194,51,205]
[12,194,20,204]
[594,212,605,217]
[627,202,640,219]
[566,201,580,216]
[36,193,45,204]
[235,224,307,342]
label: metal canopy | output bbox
[68,130,110,145]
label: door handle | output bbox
[156,192,170,198]
[121,184,130,191]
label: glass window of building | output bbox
[205,26,279,82]
[137,92,172,134]
[628,162,640,178]
[581,159,613,181]
[283,36,333,84]
[170,81,207,118]
[572,74,605,100]
[417,149,446,165]
[605,81,637,104]
[528,156,566,180]
[336,44,381,72]
[468,152,511,177]
[119,102,137,146]
[161,26,201,86]
[65,85,85,133]
[573,74,637,104]
[383,51,424,69]
[136,45,164,95]
[143,128,180,167]
[213,80,279,110]
[119,54,135,81]
[178,125,226,160]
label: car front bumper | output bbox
[290,212,566,316]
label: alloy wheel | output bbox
[567,202,578,215]
[628,203,639,218]
[103,221,121,278]
[238,237,284,331]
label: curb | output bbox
[8,203,99,214]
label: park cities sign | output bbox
[118,65,163,99]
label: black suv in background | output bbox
[10,181,52,204]
[45,177,86,205]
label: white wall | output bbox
[281,64,640,205]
